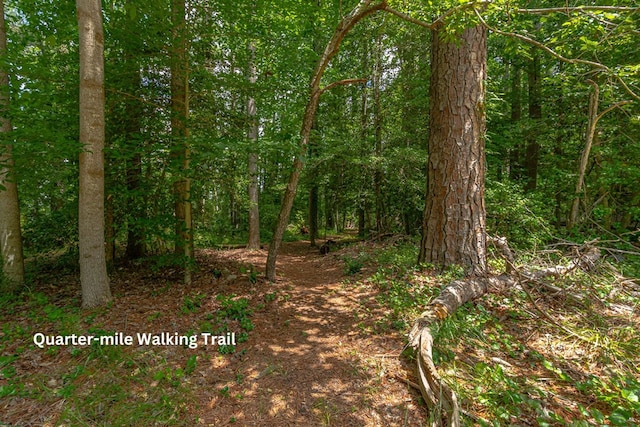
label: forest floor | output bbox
[1,240,427,426]
[189,241,425,426]
[1,237,639,426]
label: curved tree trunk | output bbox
[77,0,111,308]
[265,0,386,281]
[418,24,488,276]
[0,0,25,291]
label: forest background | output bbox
[0,0,639,425]
[0,0,639,285]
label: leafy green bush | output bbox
[486,180,552,249]
[22,207,77,254]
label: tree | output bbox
[524,48,541,192]
[77,0,111,308]
[246,41,260,250]
[265,0,385,281]
[171,0,193,284]
[0,0,25,291]
[417,24,488,276]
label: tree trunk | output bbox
[358,63,369,239]
[373,30,384,233]
[265,0,385,281]
[124,54,145,260]
[569,80,599,229]
[105,193,115,268]
[246,42,261,250]
[171,0,193,284]
[309,183,319,246]
[0,0,25,291]
[77,0,111,308]
[418,25,488,276]
[524,49,541,192]
[508,62,522,180]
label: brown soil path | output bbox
[195,241,427,426]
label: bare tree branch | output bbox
[474,9,640,102]
[319,78,368,95]
[516,6,640,15]
[382,5,433,29]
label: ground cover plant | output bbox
[1,235,638,426]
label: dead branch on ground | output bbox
[407,239,601,426]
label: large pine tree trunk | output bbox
[0,0,25,291]
[77,0,111,308]
[418,25,488,276]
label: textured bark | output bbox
[77,0,111,308]
[418,25,488,276]
[0,0,25,290]
[265,0,386,281]
[246,42,261,250]
[171,0,193,284]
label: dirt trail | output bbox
[195,241,426,426]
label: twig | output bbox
[394,374,490,425]
[318,78,368,95]
[516,6,640,14]
[474,9,640,102]
[383,5,433,29]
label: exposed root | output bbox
[407,239,601,425]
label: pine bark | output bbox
[418,25,488,276]
[0,0,25,290]
[77,0,111,308]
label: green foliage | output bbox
[22,207,77,254]
[342,252,369,275]
[486,180,552,249]
[575,375,640,426]
[214,294,254,354]
[180,292,207,314]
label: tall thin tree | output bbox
[171,0,193,283]
[0,0,25,291]
[246,41,261,250]
[77,0,111,307]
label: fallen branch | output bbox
[407,243,601,426]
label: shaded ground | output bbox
[192,241,425,426]
[0,241,427,426]
[2,239,639,426]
